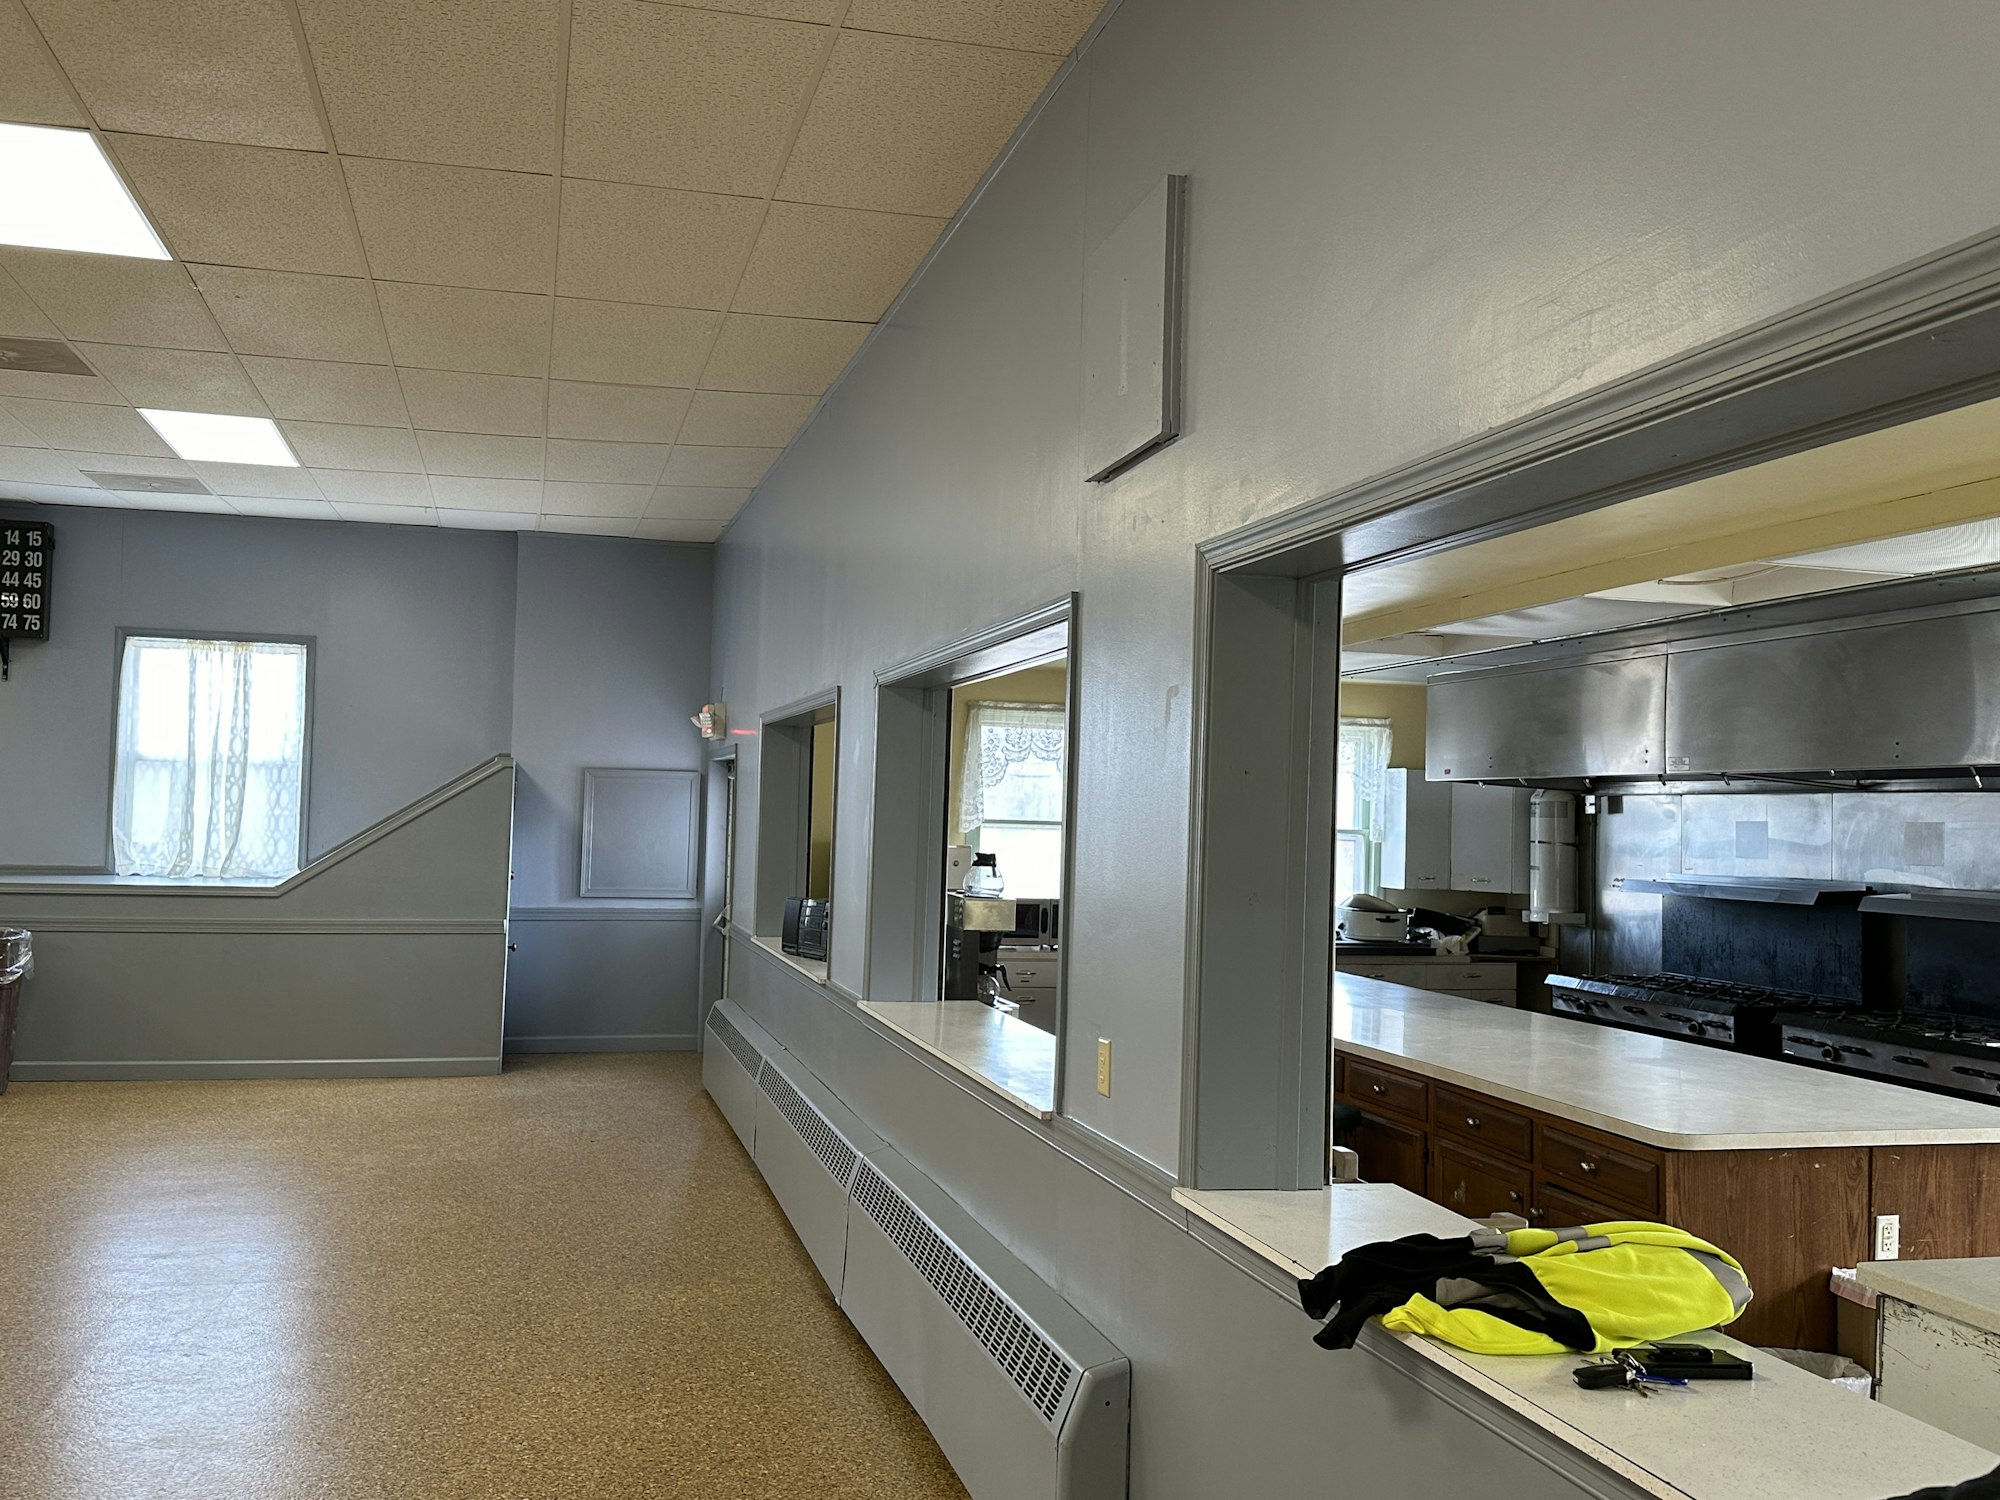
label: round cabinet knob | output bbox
[1508,1190,1523,1204]
[1464,1116,1480,1128]
[1370,1084,1384,1094]
[1528,1206,1545,1221]
[1579,1159,1599,1174]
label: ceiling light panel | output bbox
[0,123,171,259]
[139,409,300,467]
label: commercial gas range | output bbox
[1545,971,1856,1054]
[1778,1009,2000,1103]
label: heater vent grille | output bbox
[757,1065,858,1188]
[851,1160,1076,1425]
[705,1008,761,1078]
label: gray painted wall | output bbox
[707,0,2000,1489]
[0,504,516,870]
[712,0,2000,1174]
[503,533,713,1051]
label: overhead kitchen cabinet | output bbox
[1381,772,1530,894]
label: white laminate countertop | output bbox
[1178,1185,2000,1500]
[1859,1259,2000,1338]
[858,1000,1055,1119]
[1336,972,2000,1151]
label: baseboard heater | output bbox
[699,999,1131,1500]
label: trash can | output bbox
[0,928,29,1096]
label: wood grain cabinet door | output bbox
[1432,1139,1531,1219]
[1351,1110,1428,1195]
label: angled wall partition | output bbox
[0,757,515,1080]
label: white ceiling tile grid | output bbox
[0,0,1100,532]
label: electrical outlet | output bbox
[1095,1038,1112,1096]
[1874,1213,1901,1260]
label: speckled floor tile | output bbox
[0,1054,968,1500]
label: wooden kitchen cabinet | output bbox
[1448,783,1530,894]
[1337,1053,1878,1351]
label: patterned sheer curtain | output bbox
[1336,717,1395,902]
[958,701,1066,896]
[112,637,308,881]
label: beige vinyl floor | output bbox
[0,1053,968,1500]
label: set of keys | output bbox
[1573,1349,1693,1394]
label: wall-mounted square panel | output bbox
[580,767,700,898]
[1083,174,1188,482]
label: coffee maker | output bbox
[943,893,1017,1003]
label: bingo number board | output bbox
[1,521,51,640]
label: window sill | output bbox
[858,999,1055,1119]
[748,933,829,986]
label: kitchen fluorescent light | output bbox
[0,123,171,260]
[139,410,299,467]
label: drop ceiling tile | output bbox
[539,514,638,536]
[0,399,173,456]
[4,251,228,350]
[0,267,60,339]
[0,369,119,404]
[375,283,550,377]
[844,0,1102,54]
[635,517,727,542]
[776,32,1056,215]
[60,450,196,479]
[108,136,365,276]
[556,180,762,310]
[310,469,431,505]
[699,313,866,395]
[673,0,841,19]
[187,462,323,499]
[75,344,269,414]
[0,406,42,447]
[644,485,751,521]
[240,357,408,426]
[659,444,780,488]
[343,159,557,293]
[0,447,88,485]
[546,381,691,443]
[280,421,422,470]
[416,430,545,479]
[735,202,944,320]
[438,508,540,530]
[0,5,88,126]
[564,0,826,195]
[541,480,652,516]
[429,474,543,512]
[297,0,564,172]
[544,438,667,484]
[0,482,126,507]
[551,301,716,387]
[229,497,340,521]
[330,501,437,526]
[400,369,545,437]
[22,0,322,148]
[677,390,813,447]
[191,266,388,363]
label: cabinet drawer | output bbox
[1533,1181,1632,1229]
[1428,963,1514,991]
[1539,1124,1660,1212]
[1003,962,1056,987]
[1432,1139,1531,1219]
[1435,1085,1533,1161]
[1346,1058,1429,1122]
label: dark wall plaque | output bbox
[0,520,51,640]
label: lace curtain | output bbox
[958,701,1066,834]
[1337,717,1395,836]
[112,637,308,880]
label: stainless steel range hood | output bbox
[1425,569,2000,784]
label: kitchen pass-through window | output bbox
[111,635,309,881]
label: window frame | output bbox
[106,626,317,882]
[752,686,840,979]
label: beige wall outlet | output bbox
[1096,1038,1112,1096]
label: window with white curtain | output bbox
[1335,717,1394,905]
[112,636,309,881]
[957,700,1066,897]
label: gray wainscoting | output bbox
[503,907,702,1053]
[0,759,514,1080]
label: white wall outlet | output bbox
[1874,1213,1901,1260]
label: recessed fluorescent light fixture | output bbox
[0,123,171,260]
[139,409,299,467]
